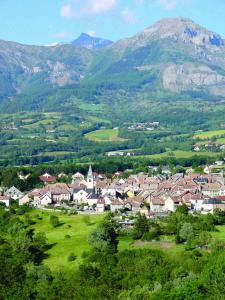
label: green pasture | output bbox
[85,129,126,142]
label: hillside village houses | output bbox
[2,162,225,215]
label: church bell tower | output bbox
[87,165,94,190]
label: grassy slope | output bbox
[194,130,225,139]
[211,225,225,240]
[29,210,225,272]
[29,210,104,271]
[85,129,126,142]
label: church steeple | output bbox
[87,165,94,190]
[88,165,93,178]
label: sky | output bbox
[0,0,225,45]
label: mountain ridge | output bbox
[0,17,225,112]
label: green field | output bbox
[194,130,225,140]
[212,225,225,240]
[29,210,105,271]
[28,210,225,273]
[85,129,126,142]
[29,211,187,272]
[118,234,185,257]
[137,150,219,159]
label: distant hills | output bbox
[71,33,113,50]
[0,17,225,113]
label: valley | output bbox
[0,18,225,167]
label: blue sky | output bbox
[0,0,224,45]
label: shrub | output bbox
[68,252,76,262]
[49,215,60,228]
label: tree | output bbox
[133,213,149,240]
[176,204,189,215]
[49,215,60,228]
[179,223,195,250]
[88,216,118,253]
[179,223,194,242]
[197,231,212,249]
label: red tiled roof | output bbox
[39,175,56,183]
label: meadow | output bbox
[29,210,187,271]
[29,210,105,271]
[85,129,126,142]
[194,130,225,139]
[28,210,225,273]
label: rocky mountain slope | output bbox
[0,17,225,112]
[72,33,113,50]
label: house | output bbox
[148,166,159,173]
[149,197,165,213]
[86,193,99,206]
[49,184,71,202]
[58,172,68,179]
[0,196,10,207]
[18,173,30,180]
[96,198,105,213]
[204,166,211,174]
[110,199,124,212]
[194,177,208,185]
[200,198,225,213]
[72,172,84,184]
[202,183,222,197]
[19,194,30,206]
[161,166,172,176]
[34,192,52,207]
[164,196,181,212]
[39,173,56,184]
[73,189,89,204]
[5,186,23,200]
[194,146,200,152]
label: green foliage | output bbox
[133,213,149,240]
[49,215,60,228]
[88,215,118,253]
[176,204,189,215]
[68,252,76,262]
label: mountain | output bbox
[0,41,93,101]
[0,17,225,112]
[71,33,113,50]
[88,17,225,97]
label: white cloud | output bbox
[121,9,138,25]
[88,0,118,14]
[60,0,118,18]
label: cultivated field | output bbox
[85,129,126,142]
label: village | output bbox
[1,160,225,216]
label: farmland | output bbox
[85,129,126,142]
[194,130,225,140]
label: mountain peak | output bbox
[117,17,223,51]
[143,17,224,47]
[72,33,113,50]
